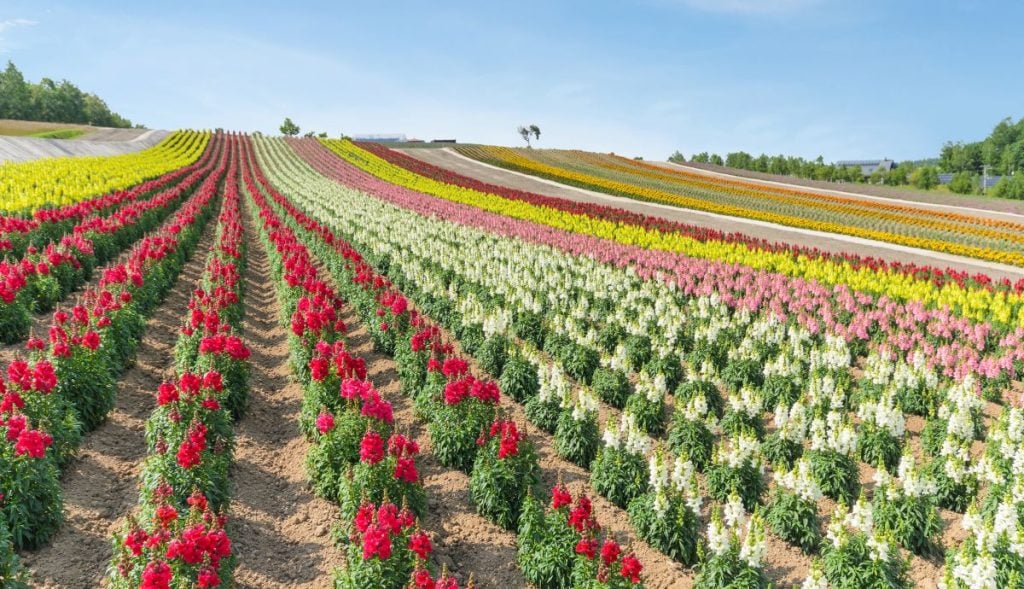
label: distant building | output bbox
[351,134,408,143]
[836,159,896,177]
[430,139,457,144]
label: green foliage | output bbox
[469,430,540,530]
[0,515,29,588]
[591,446,648,509]
[809,449,860,504]
[873,491,942,556]
[706,461,765,511]
[279,117,300,136]
[765,490,819,552]
[948,171,978,194]
[924,456,977,513]
[821,532,909,589]
[0,450,62,550]
[0,60,135,127]
[517,495,577,589]
[624,393,666,435]
[499,357,539,403]
[675,380,724,417]
[554,410,599,468]
[694,549,769,589]
[990,173,1024,199]
[0,296,31,344]
[477,335,509,377]
[627,492,699,565]
[428,397,496,472]
[52,346,116,432]
[911,166,940,190]
[591,367,630,408]
[666,417,714,471]
[513,311,545,348]
[524,393,563,434]
[858,424,902,472]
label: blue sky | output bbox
[1,0,1021,161]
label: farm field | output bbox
[1,132,1023,589]
[452,145,1024,268]
[395,147,1024,284]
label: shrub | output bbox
[499,357,539,403]
[591,367,630,408]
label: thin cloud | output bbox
[0,18,38,32]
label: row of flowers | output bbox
[0,140,207,259]
[0,130,209,215]
[0,133,225,344]
[298,138,1023,400]
[0,133,233,572]
[248,135,646,588]
[360,141,1024,298]
[107,139,250,589]
[240,141,477,589]
[269,136,1024,587]
[331,139,1024,332]
[456,145,1024,268]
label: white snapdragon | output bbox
[809,411,857,455]
[801,566,830,589]
[844,496,874,534]
[776,458,822,502]
[774,400,809,443]
[738,513,767,569]
[938,374,983,443]
[728,386,763,419]
[724,493,746,530]
[856,393,905,438]
[717,433,763,471]
[635,371,666,403]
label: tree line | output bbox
[0,61,137,129]
[670,116,1024,199]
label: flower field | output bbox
[1,132,1022,589]
[454,145,1024,268]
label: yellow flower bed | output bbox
[321,139,1024,328]
[0,130,209,213]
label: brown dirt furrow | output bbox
[18,213,219,588]
[229,206,341,588]
[338,305,525,589]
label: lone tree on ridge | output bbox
[280,117,300,136]
[518,124,541,147]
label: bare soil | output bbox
[19,216,218,588]
[227,209,342,588]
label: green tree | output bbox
[947,171,977,194]
[280,117,300,136]
[668,150,687,163]
[709,154,724,165]
[888,162,913,185]
[911,166,940,190]
[990,174,1024,200]
[0,61,32,119]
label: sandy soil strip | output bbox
[19,216,218,588]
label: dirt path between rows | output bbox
[19,214,219,588]
[226,209,342,588]
[337,307,525,588]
